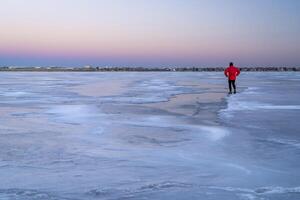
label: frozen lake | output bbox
[0,72,299,200]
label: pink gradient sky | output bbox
[0,0,299,67]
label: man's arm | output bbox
[224,68,228,77]
[236,68,240,76]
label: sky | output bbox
[0,0,299,67]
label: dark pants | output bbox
[228,80,236,93]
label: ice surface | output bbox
[0,72,300,200]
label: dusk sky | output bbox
[0,0,299,67]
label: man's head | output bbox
[229,62,234,66]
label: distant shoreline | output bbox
[0,67,299,72]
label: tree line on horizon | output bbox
[0,66,299,72]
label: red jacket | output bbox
[224,66,240,80]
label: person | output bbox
[224,62,240,94]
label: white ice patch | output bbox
[138,79,177,91]
[220,86,300,119]
[46,105,101,123]
[254,186,300,194]
[242,87,260,95]
[238,193,257,200]
[224,163,251,174]
[2,91,31,97]
[227,101,300,111]
[259,105,300,110]
[122,115,229,141]
[265,138,300,149]
[198,126,230,141]
[208,185,300,199]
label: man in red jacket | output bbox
[224,62,240,94]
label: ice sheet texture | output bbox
[0,72,300,200]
